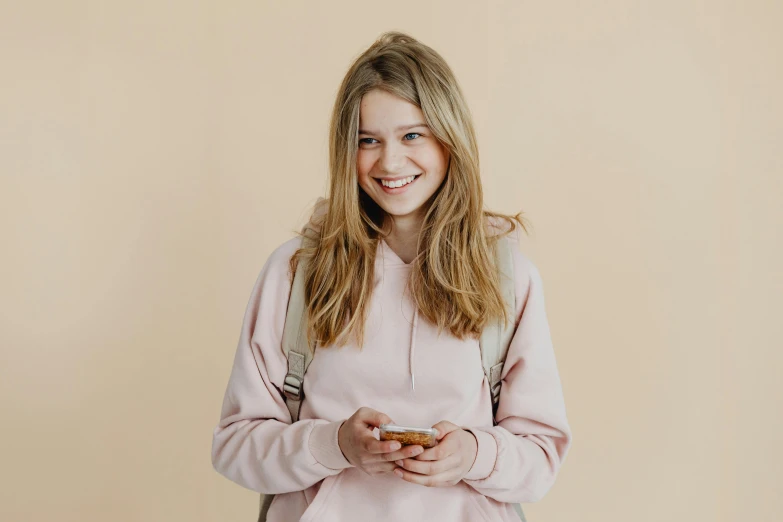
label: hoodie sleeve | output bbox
[462,242,573,503]
[211,238,353,495]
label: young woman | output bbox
[211,31,572,522]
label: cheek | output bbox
[356,154,373,180]
[417,147,449,174]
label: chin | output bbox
[384,201,427,217]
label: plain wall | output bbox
[1,1,781,521]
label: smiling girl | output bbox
[211,31,572,522]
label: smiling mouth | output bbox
[375,174,421,189]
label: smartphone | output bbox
[379,424,439,448]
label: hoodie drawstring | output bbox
[410,307,418,391]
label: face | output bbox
[356,89,450,229]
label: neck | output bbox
[383,211,424,265]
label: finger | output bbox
[382,444,424,462]
[414,438,456,461]
[363,445,418,465]
[357,407,394,429]
[394,466,460,487]
[396,453,458,476]
[431,420,459,441]
[364,438,402,455]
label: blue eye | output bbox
[359,133,421,146]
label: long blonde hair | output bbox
[289,31,530,349]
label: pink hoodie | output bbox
[211,216,572,521]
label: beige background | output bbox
[1,1,781,521]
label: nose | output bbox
[378,140,407,175]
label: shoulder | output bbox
[242,236,305,345]
[248,236,306,303]
[509,245,541,319]
[485,215,538,284]
[485,215,544,315]
[267,236,304,269]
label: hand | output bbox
[337,407,425,475]
[393,420,478,487]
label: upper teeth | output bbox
[381,175,416,188]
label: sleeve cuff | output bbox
[309,420,354,470]
[463,428,498,481]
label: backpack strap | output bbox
[281,242,316,424]
[258,494,274,522]
[479,235,517,422]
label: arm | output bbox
[463,255,573,503]
[211,240,352,495]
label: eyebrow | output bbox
[358,123,428,135]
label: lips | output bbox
[375,174,421,193]
[375,174,420,186]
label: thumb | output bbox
[431,420,459,440]
[358,407,393,428]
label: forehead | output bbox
[359,89,424,128]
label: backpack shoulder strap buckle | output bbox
[283,351,306,401]
[283,375,304,401]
